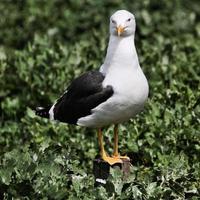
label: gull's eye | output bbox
[127,18,131,22]
[111,19,116,24]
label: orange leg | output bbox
[97,128,122,165]
[113,124,119,157]
[112,124,130,161]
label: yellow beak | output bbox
[116,25,125,36]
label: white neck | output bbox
[101,34,139,74]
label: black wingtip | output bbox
[35,106,50,119]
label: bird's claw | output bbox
[102,154,123,165]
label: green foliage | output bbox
[0,0,200,199]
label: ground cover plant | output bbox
[0,0,200,199]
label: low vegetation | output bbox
[0,0,200,199]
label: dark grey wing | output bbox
[53,71,113,124]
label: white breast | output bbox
[77,34,149,128]
[77,65,149,128]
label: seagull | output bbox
[35,10,149,165]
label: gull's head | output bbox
[110,10,136,37]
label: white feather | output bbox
[49,103,55,120]
[77,11,149,127]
